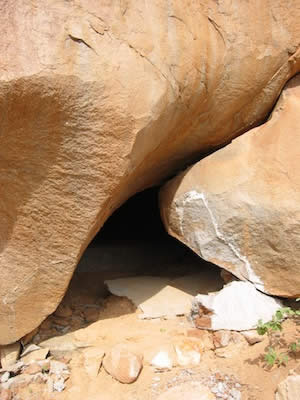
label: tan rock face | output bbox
[0,0,300,343]
[160,75,300,297]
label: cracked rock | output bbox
[159,76,300,298]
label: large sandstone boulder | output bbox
[160,75,300,297]
[0,0,299,344]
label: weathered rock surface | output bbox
[191,281,282,331]
[103,344,143,384]
[105,273,222,319]
[0,343,21,369]
[1,0,300,343]
[160,75,300,297]
[276,375,300,400]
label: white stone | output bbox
[49,360,69,377]
[150,351,173,370]
[194,281,282,331]
[0,371,10,383]
[53,377,65,392]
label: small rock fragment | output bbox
[174,339,201,367]
[21,344,40,357]
[150,351,173,370]
[0,361,24,374]
[186,329,215,350]
[1,373,41,390]
[229,387,242,400]
[213,330,246,349]
[83,347,105,377]
[21,347,49,364]
[49,360,69,378]
[241,330,265,345]
[53,377,66,392]
[213,331,232,348]
[1,371,10,383]
[0,343,21,369]
[103,344,143,384]
[22,362,43,375]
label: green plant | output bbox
[290,339,300,353]
[264,347,289,367]
[256,299,300,368]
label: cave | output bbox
[67,186,222,306]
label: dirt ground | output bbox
[8,267,299,400]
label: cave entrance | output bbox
[39,186,223,341]
[67,186,222,307]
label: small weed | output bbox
[256,299,300,368]
[290,339,300,353]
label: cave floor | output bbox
[13,264,300,400]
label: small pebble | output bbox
[0,372,10,383]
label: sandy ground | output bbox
[9,266,299,400]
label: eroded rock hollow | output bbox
[0,0,300,344]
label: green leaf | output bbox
[278,353,289,366]
[290,342,298,352]
[265,347,277,367]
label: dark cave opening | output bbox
[49,186,223,337]
[70,186,222,299]
[90,186,170,243]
